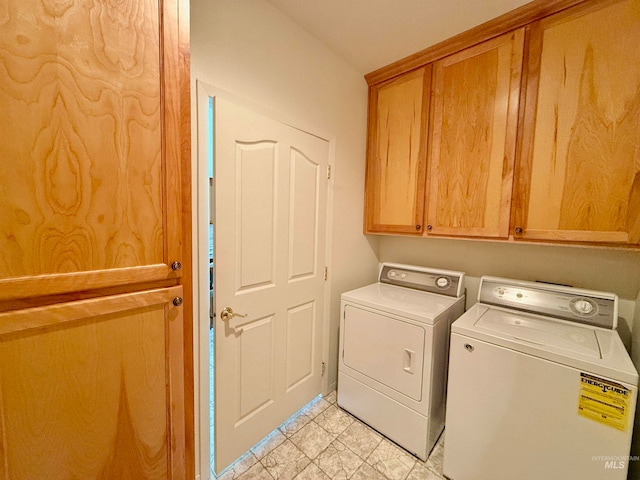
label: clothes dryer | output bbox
[338,263,465,459]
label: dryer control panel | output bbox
[478,276,617,329]
[379,263,465,298]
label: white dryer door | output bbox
[343,305,426,401]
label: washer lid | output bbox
[452,304,638,385]
[341,283,462,325]
[476,308,601,358]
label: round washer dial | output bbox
[569,298,597,316]
[435,276,451,289]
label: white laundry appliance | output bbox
[444,276,638,480]
[338,263,465,460]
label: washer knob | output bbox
[435,276,450,289]
[573,299,594,315]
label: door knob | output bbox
[220,306,247,322]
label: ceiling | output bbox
[265,0,533,74]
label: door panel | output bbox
[0,286,185,480]
[236,315,275,423]
[288,150,320,280]
[214,98,328,473]
[236,141,277,292]
[286,301,316,391]
[0,0,185,301]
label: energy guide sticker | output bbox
[578,373,632,431]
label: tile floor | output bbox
[213,391,446,480]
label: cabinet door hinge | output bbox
[324,266,328,281]
[321,361,326,376]
[327,165,331,180]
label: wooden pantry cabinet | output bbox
[0,0,192,477]
[425,29,524,238]
[364,66,431,234]
[364,0,640,248]
[512,0,640,245]
[0,0,188,301]
[0,287,185,480]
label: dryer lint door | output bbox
[342,305,426,401]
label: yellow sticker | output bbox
[578,373,632,431]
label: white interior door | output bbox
[213,97,329,474]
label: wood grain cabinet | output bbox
[364,66,431,234]
[0,0,192,477]
[364,0,640,248]
[425,29,524,238]
[0,0,187,302]
[0,287,185,480]
[513,0,640,245]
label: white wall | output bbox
[191,4,379,474]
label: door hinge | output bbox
[327,165,331,180]
[324,266,328,281]
[321,362,326,376]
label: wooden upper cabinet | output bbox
[0,0,185,301]
[364,66,431,234]
[425,29,524,238]
[513,0,640,245]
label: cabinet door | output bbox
[365,66,431,234]
[0,0,186,301]
[425,29,524,238]
[0,286,185,480]
[513,0,640,245]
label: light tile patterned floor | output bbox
[213,391,446,480]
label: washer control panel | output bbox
[480,277,617,329]
[379,263,464,298]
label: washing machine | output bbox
[338,263,465,460]
[443,276,638,480]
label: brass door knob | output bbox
[220,307,247,322]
